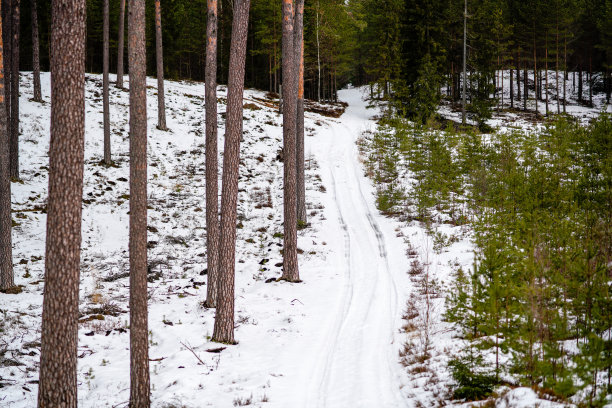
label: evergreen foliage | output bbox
[362,113,612,404]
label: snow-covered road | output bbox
[294,88,408,407]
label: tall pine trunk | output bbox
[563,37,567,113]
[510,68,514,108]
[9,0,18,179]
[37,0,86,405]
[517,54,521,101]
[556,17,560,114]
[295,0,306,224]
[128,0,150,404]
[103,0,110,165]
[316,0,320,101]
[155,0,167,131]
[2,0,10,156]
[204,0,219,308]
[524,66,528,111]
[116,0,125,88]
[545,34,549,116]
[0,0,13,291]
[30,0,41,102]
[281,0,299,282]
[212,0,251,345]
[578,68,583,102]
[533,29,538,116]
[588,54,592,107]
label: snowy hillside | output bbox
[2,72,605,407]
[1,73,414,408]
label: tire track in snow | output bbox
[303,96,405,407]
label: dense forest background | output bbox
[18,0,612,108]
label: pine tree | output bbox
[103,0,110,165]
[212,0,251,345]
[2,0,10,157]
[205,0,219,308]
[116,0,125,88]
[128,0,150,404]
[30,0,41,102]
[281,0,300,282]
[37,0,86,405]
[295,0,306,224]
[0,0,13,292]
[9,0,18,180]
[155,0,167,131]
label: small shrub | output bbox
[448,356,497,401]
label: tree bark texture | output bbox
[116,0,125,88]
[154,0,167,130]
[523,68,528,111]
[128,0,150,405]
[9,0,18,179]
[281,0,299,282]
[204,0,219,308]
[294,0,306,224]
[0,0,13,291]
[2,0,11,151]
[37,0,86,405]
[30,0,41,101]
[103,0,110,164]
[212,0,251,345]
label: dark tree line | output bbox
[352,0,612,125]
[11,0,354,103]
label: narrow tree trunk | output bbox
[588,54,592,107]
[295,0,305,224]
[450,62,455,101]
[204,0,219,308]
[538,70,542,100]
[212,0,251,345]
[30,0,41,102]
[155,0,167,131]
[606,68,612,104]
[501,69,504,109]
[2,0,11,152]
[218,0,224,84]
[116,0,125,88]
[128,0,150,404]
[533,30,538,116]
[281,0,299,282]
[103,0,111,165]
[9,0,19,180]
[563,37,567,113]
[510,67,514,108]
[578,68,583,102]
[556,17,560,113]
[273,9,277,93]
[517,54,521,101]
[524,66,528,111]
[545,34,549,116]
[461,0,467,125]
[0,0,13,291]
[316,0,320,102]
[37,0,86,405]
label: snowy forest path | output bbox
[296,88,407,408]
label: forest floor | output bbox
[1,72,608,407]
[0,73,411,408]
